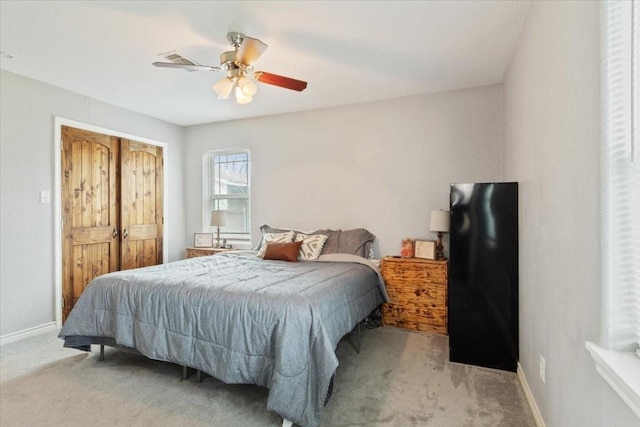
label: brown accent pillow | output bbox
[262,241,303,262]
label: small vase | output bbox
[400,238,414,258]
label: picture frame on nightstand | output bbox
[414,240,436,260]
[194,233,213,248]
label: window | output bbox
[586,0,640,418]
[203,149,250,244]
[601,0,639,355]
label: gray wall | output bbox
[0,70,186,337]
[503,1,637,425]
[185,85,504,258]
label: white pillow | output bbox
[257,231,295,258]
[295,233,329,261]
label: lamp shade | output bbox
[213,77,234,99]
[210,210,226,227]
[430,210,450,232]
[235,86,253,104]
[237,75,257,96]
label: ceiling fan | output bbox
[152,32,307,104]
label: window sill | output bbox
[585,341,640,418]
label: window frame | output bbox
[202,148,251,246]
[586,0,640,419]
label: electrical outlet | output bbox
[539,355,546,384]
[40,190,50,204]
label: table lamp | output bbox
[430,210,450,260]
[210,210,226,248]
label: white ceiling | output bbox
[0,1,531,127]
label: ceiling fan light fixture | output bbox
[237,75,257,97]
[235,86,253,104]
[213,77,234,99]
[154,32,307,105]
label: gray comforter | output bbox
[59,251,387,426]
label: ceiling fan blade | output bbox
[236,36,268,65]
[152,62,221,72]
[253,71,307,92]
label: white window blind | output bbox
[203,149,251,243]
[602,0,640,353]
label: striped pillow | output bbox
[295,233,328,261]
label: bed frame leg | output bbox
[197,369,203,383]
[99,344,105,361]
[353,322,361,354]
[282,419,293,427]
[182,365,188,380]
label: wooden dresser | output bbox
[185,247,232,258]
[381,257,448,335]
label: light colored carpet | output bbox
[0,326,535,426]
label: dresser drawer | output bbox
[382,304,447,334]
[382,259,447,285]
[185,247,231,258]
[385,282,446,304]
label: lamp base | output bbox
[435,232,445,260]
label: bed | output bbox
[59,226,388,427]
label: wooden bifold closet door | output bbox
[61,126,163,321]
[120,139,164,271]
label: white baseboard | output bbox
[0,322,57,347]
[517,363,546,427]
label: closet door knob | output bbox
[123,228,129,239]
[112,228,119,239]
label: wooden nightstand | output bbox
[381,256,448,335]
[185,247,232,258]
